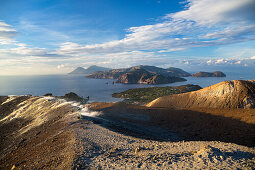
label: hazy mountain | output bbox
[69,65,111,74]
[69,67,86,74]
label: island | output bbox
[87,65,187,84]
[192,71,226,77]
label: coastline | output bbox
[1,74,254,103]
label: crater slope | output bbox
[147,80,255,109]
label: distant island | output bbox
[87,65,188,85]
[192,71,226,77]
[69,65,111,74]
[69,65,227,85]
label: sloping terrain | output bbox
[147,80,255,109]
[0,96,79,169]
[0,94,254,169]
[112,84,202,104]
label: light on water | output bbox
[0,73,254,103]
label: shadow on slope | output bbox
[89,102,255,147]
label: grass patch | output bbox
[112,84,201,105]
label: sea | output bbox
[0,72,254,102]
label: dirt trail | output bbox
[73,119,255,169]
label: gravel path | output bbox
[73,118,255,169]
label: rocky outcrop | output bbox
[44,93,53,96]
[147,80,255,109]
[63,92,88,103]
[140,74,186,85]
[115,69,186,84]
[192,71,226,77]
[87,65,188,84]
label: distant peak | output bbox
[69,65,111,74]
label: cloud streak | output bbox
[2,0,255,58]
[1,0,255,74]
[0,21,18,45]
[53,0,255,56]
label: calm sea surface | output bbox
[0,72,254,102]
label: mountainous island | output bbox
[69,65,111,74]
[192,71,226,77]
[69,65,226,85]
[86,65,188,84]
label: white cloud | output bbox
[2,0,255,59]
[1,0,255,75]
[158,47,187,53]
[53,0,255,57]
[57,64,65,69]
[0,45,48,56]
[170,0,255,25]
[215,59,226,64]
[0,21,18,45]
[196,57,255,66]
[203,25,255,39]
[235,61,241,64]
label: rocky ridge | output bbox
[115,68,186,84]
[87,65,187,84]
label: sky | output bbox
[0,0,255,75]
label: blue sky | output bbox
[0,0,255,75]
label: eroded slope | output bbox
[0,96,78,169]
[147,80,255,109]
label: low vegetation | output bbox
[112,84,201,105]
